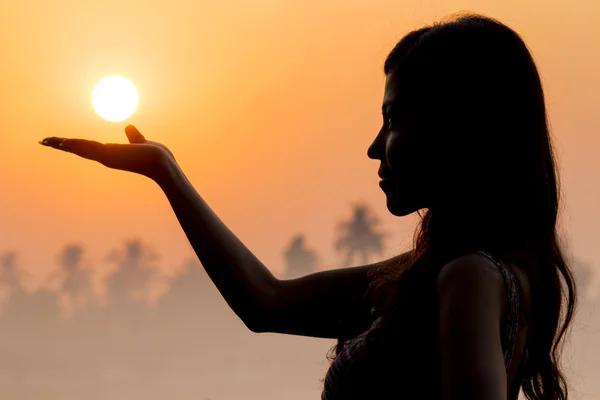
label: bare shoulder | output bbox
[436,252,508,324]
[437,252,531,318]
[437,252,505,294]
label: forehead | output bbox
[382,71,401,110]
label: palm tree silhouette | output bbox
[46,245,94,317]
[283,235,318,279]
[571,256,596,300]
[0,252,28,307]
[0,252,60,333]
[104,239,162,307]
[335,204,386,266]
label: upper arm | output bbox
[437,253,507,400]
[258,250,413,339]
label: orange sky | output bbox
[0,0,599,287]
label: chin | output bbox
[385,192,421,217]
[386,198,415,217]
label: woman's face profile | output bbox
[368,71,430,217]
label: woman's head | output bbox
[364,13,576,400]
[368,15,554,240]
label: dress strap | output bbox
[477,250,521,373]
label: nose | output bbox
[368,129,385,160]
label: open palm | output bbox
[39,125,175,182]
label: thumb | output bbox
[125,125,146,144]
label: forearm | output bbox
[155,161,280,331]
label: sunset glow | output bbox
[2,1,600,398]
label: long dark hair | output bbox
[330,13,577,400]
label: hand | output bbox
[39,125,176,182]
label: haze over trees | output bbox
[0,203,597,399]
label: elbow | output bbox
[237,275,283,334]
[239,289,280,334]
[245,320,266,333]
[241,305,272,333]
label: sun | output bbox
[92,76,139,122]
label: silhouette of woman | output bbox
[40,13,577,400]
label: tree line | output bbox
[0,202,596,400]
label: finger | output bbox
[125,125,146,144]
[39,137,67,147]
[40,137,108,162]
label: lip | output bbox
[378,171,393,180]
[379,179,391,190]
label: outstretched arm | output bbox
[155,156,411,338]
[40,126,411,339]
